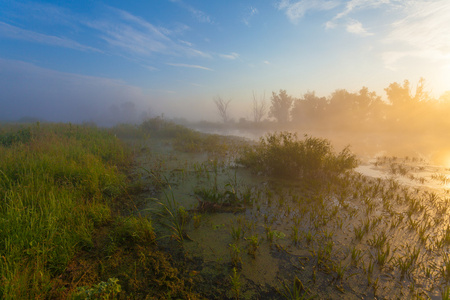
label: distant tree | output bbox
[384,78,433,131]
[291,91,327,126]
[385,80,413,107]
[252,91,267,123]
[269,89,293,123]
[214,96,232,123]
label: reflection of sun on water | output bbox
[441,153,450,170]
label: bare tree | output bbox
[214,96,232,123]
[252,91,267,123]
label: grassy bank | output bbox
[0,123,130,298]
[0,123,202,299]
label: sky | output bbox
[1,0,450,123]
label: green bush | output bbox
[237,132,358,178]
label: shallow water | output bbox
[135,136,450,299]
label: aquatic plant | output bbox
[350,246,364,266]
[229,267,241,300]
[231,224,243,241]
[192,214,202,229]
[146,173,189,243]
[374,243,391,267]
[237,132,358,178]
[395,246,420,279]
[277,277,313,300]
[229,243,242,268]
[246,234,259,257]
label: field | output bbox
[1,119,450,299]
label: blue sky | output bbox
[1,0,449,123]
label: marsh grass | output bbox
[237,131,358,178]
[229,267,241,300]
[0,123,130,298]
[74,120,450,298]
[277,276,313,300]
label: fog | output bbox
[2,57,450,165]
[0,59,153,125]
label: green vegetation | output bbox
[0,123,199,299]
[4,118,450,299]
[238,131,358,178]
[0,123,129,298]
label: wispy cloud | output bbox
[178,39,193,47]
[169,0,214,24]
[333,0,390,21]
[277,0,339,24]
[86,7,211,59]
[219,52,240,60]
[166,63,213,71]
[382,1,450,69]
[0,21,101,52]
[325,0,389,33]
[346,19,373,36]
[243,6,259,26]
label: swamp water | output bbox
[132,136,450,299]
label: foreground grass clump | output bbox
[238,131,358,178]
[0,123,130,298]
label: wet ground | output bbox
[131,136,450,299]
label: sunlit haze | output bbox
[1,0,450,123]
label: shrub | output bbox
[237,132,358,178]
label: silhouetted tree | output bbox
[214,96,232,123]
[252,91,267,123]
[385,78,433,131]
[356,87,386,129]
[269,89,293,123]
[291,91,327,127]
[385,80,413,107]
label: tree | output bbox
[213,96,232,123]
[269,89,293,123]
[384,78,433,131]
[252,91,267,123]
[385,80,413,107]
[291,91,327,126]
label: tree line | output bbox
[214,78,450,134]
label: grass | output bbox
[0,122,202,299]
[229,267,241,300]
[278,276,313,300]
[237,131,358,178]
[6,119,450,298]
[0,123,129,298]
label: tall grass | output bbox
[0,123,130,299]
[237,131,358,178]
